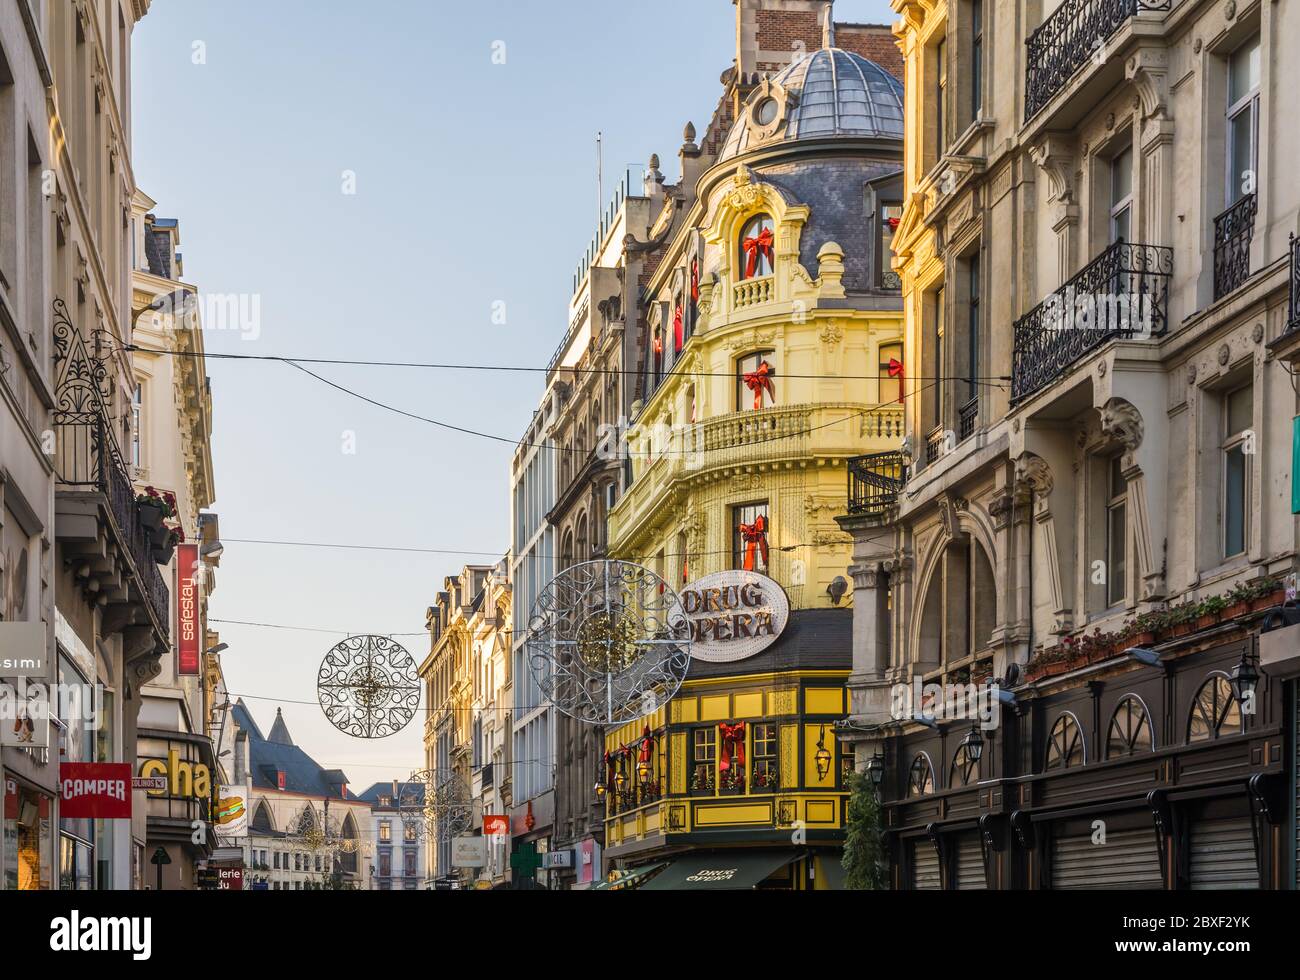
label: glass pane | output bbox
[1111,147,1132,203]
[1229,37,1260,104]
[1108,502,1126,605]
[1111,204,1131,245]
[1228,108,1255,203]
[1225,446,1246,556]
[1226,385,1252,435]
[1110,455,1126,499]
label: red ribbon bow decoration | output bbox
[638,726,654,764]
[743,360,775,410]
[690,258,700,302]
[719,722,746,772]
[887,215,901,231]
[887,356,905,404]
[738,515,769,571]
[673,303,684,352]
[742,227,774,279]
[653,332,663,355]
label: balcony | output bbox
[1024,0,1170,123]
[733,275,774,310]
[958,397,978,443]
[1011,241,1172,404]
[52,301,169,642]
[847,451,907,519]
[1213,193,1256,302]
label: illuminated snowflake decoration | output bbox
[316,635,420,738]
[525,560,691,726]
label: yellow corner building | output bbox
[596,41,907,891]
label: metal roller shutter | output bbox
[1051,827,1163,889]
[1189,817,1258,890]
[910,840,941,890]
[954,832,986,890]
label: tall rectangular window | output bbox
[131,384,143,467]
[935,38,947,157]
[932,287,946,429]
[879,342,903,404]
[735,350,775,412]
[879,201,903,289]
[732,502,769,574]
[691,728,716,792]
[1106,455,1127,606]
[1227,37,1260,205]
[752,723,778,790]
[970,1,983,123]
[966,254,980,403]
[1223,384,1252,558]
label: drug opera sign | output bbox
[681,571,789,663]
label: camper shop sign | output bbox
[680,571,790,663]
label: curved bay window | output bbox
[736,350,775,411]
[1188,674,1243,743]
[1107,696,1154,758]
[738,214,775,280]
[1045,713,1085,771]
[907,753,935,797]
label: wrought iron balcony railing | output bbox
[847,451,907,518]
[1288,234,1300,337]
[958,397,979,442]
[1011,241,1172,404]
[53,300,170,634]
[1213,193,1257,302]
[1024,0,1171,122]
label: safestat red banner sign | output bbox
[177,543,200,675]
[59,763,132,819]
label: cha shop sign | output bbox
[59,763,132,819]
[681,571,789,663]
[177,543,200,675]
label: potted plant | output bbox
[1122,613,1160,648]
[1223,583,1253,620]
[152,524,183,565]
[1250,577,1286,612]
[1166,602,1199,638]
[135,487,175,531]
[1197,594,1228,630]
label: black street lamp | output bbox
[961,724,984,765]
[866,752,885,788]
[1230,651,1261,705]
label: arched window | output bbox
[251,800,275,834]
[1188,674,1243,743]
[560,530,575,572]
[338,813,358,874]
[1107,696,1154,758]
[950,744,978,788]
[1045,713,1085,770]
[738,214,775,279]
[575,513,589,562]
[907,753,935,797]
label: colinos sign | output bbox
[681,570,789,663]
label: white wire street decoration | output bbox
[525,560,691,726]
[316,635,420,738]
[407,769,473,843]
[288,804,359,854]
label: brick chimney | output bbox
[733,0,833,84]
[833,22,904,80]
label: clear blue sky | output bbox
[131,0,899,782]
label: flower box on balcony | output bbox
[1252,590,1286,613]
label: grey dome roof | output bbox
[719,49,904,161]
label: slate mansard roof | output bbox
[232,700,352,798]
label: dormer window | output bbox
[739,214,775,280]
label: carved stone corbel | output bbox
[1126,47,1170,121]
[1029,135,1078,206]
[1013,452,1054,499]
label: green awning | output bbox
[590,862,669,890]
[641,851,800,890]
